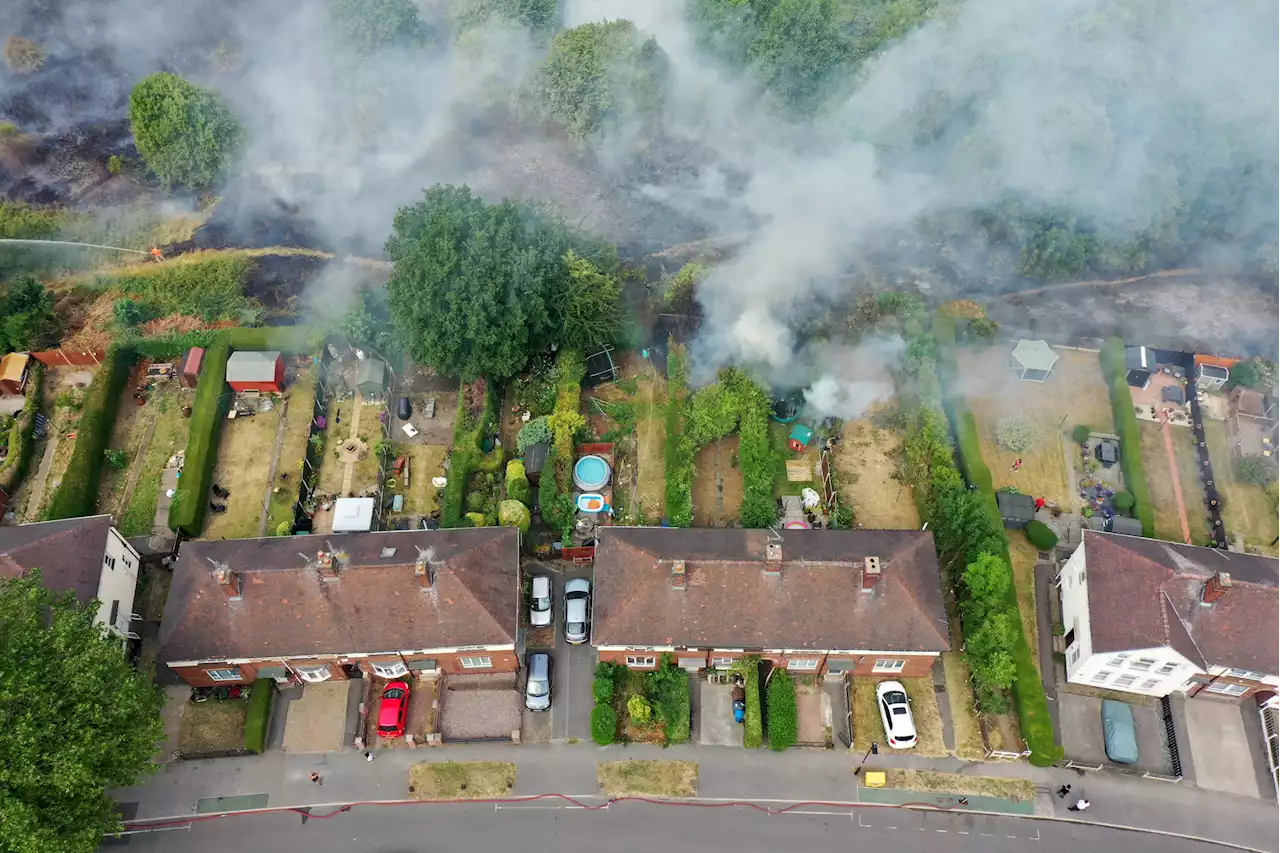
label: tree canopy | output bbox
[385,185,620,381]
[0,573,164,853]
[127,72,242,190]
[329,0,434,55]
[0,275,59,353]
[448,0,560,39]
[537,20,670,141]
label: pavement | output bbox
[1183,698,1263,799]
[700,681,743,746]
[549,563,595,743]
[1056,692,1174,775]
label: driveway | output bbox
[281,681,356,753]
[1057,692,1173,774]
[700,681,743,746]
[1182,697,1264,798]
[440,673,521,742]
[551,563,595,743]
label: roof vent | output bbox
[380,546,398,558]
[1201,571,1231,606]
[862,556,882,593]
[764,541,782,574]
[671,559,687,591]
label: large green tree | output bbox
[0,573,164,853]
[448,0,560,39]
[329,0,434,55]
[127,72,242,190]
[385,185,619,380]
[537,20,670,141]
[0,275,59,352]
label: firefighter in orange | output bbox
[149,246,164,262]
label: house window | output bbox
[1114,674,1138,687]
[104,555,116,570]
[872,659,906,674]
[1069,648,1080,665]
[1078,571,1085,586]
[460,656,492,670]
[1063,628,1076,648]
[625,655,656,668]
[123,557,133,571]
[1206,682,1249,696]
[1130,657,1157,672]
[1091,671,1112,683]
[1157,662,1179,675]
[1140,679,1160,690]
[296,665,333,683]
[108,600,120,627]
[712,657,735,669]
[371,661,409,679]
[1107,655,1128,667]
[787,659,820,671]
[1225,668,1265,681]
[205,668,242,682]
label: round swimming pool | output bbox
[573,455,611,491]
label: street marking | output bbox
[957,830,969,835]
[935,829,947,832]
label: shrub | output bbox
[464,511,488,527]
[107,155,124,175]
[1024,520,1058,551]
[275,520,294,536]
[1235,455,1278,487]
[517,416,552,453]
[466,491,486,511]
[732,657,763,749]
[1111,490,1135,512]
[590,703,617,745]
[648,654,691,744]
[3,37,46,74]
[103,449,129,470]
[627,695,652,726]
[113,298,157,329]
[505,458,532,504]
[1100,338,1154,536]
[995,418,1040,453]
[592,677,614,702]
[168,339,231,534]
[243,680,274,754]
[664,344,694,526]
[766,670,797,751]
[1071,424,1091,445]
[498,499,530,533]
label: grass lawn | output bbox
[396,444,447,516]
[940,652,986,760]
[96,381,154,516]
[203,407,280,539]
[1204,420,1279,555]
[32,405,79,520]
[879,769,1035,802]
[1006,532,1041,676]
[770,421,819,498]
[179,699,247,756]
[851,677,947,757]
[1138,421,1208,545]
[265,370,317,535]
[407,761,515,799]
[598,760,698,798]
[315,395,355,497]
[117,390,191,536]
[958,347,1114,509]
[633,372,668,522]
[833,414,919,528]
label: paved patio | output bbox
[281,681,355,753]
[699,682,743,747]
[795,683,831,746]
[1183,697,1263,799]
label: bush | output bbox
[1112,490,1135,512]
[733,657,763,749]
[517,416,552,453]
[466,491,486,512]
[591,703,617,745]
[627,695,652,726]
[995,418,1040,453]
[464,511,488,527]
[766,670,797,751]
[1101,338,1154,536]
[592,677,614,703]
[3,36,46,74]
[1235,455,1278,487]
[43,346,135,520]
[647,654,691,744]
[1024,520,1058,551]
[664,344,694,526]
[505,459,532,504]
[103,449,129,470]
[128,72,242,190]
[1071,424,1091,445]
[243,680,274,754]
[498,499,530,533]
[113,298,157,329]
[168,339,231,534]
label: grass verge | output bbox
[407,761,516,799]
[852,678,947,757]
[243,680,274,754]
[880,769,1035,802]
[940,652,986,760]
[597,760,698,798]
[179,700,247,756]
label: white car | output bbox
[530,576,552,627]
[876,680,917,749]
[564,578,591,644]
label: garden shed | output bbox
[1106,515,1144,537]
[523,442,549,485]
[226,350,285,393]
[179,347,204,389]
[356,357,387,400]
[332,497,376,533]
[997,491,1037,529]
[0,353,30,396]
[1195,362,1230,392]
[1009,340,1059,382]
[1125,346,1154,389]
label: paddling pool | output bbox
[573,454,611,491]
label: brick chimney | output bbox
[764,541,782,574]
[414,547,436,590]
[1201,571,1231,605]
[211,563,241,600]
[861,556,882,593]
[671,559,687,590]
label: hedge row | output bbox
[726,372,780,528]
[42,346,135,520]
[244,679,274,754]
[168,339,232,534]
[664,342,694,526]
[733,657,763,749]
[0,362,44,494]
[1100,337,1155,536]
[766,669,797,750]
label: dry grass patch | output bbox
[118,389,191,536]
[1006,533,1041,676]
[692,435,743,526]
[598,760,698,798]
[940,652,985,760]
[407,761,516,800]
[1204,419,1278,554]
[1138,421,1206,545]
[178,700,247,756]
[851,678,946,757]
[835,415,920,529]
[881,769,1035,802]
[266,369,317,534]
[633,372,668,522]
[398,444,447,516]
[203,409,280,539]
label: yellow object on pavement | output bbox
[864,771,886,788]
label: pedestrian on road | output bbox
[365,751,374,762]
[309,772,322,786]
[1068,798,1090,812]
[1057,784,1072,798]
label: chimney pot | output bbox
[316,550,339,581]
[212,565,241,600]
[862,556,882,593]
[415,559,435,589]
[764,541,782,573]
[671,559,687,590]
[1201,571,1231,605]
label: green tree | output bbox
[960,551,1010,624]
[0,573,163,853]
[749,0,850,115]
[448,0,560,38]
[0,275,59,352]
[561,250,622,349]
[538,20,670,141]
[385,185,617,380]
[128,72,241,190]
[1228,357,1279,392]
[665,262,705,314]
[340,287,398,358]
[329,0,433,55]
[965,611,1018,711]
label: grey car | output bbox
[525,653,552,712]
[564,578,591,645]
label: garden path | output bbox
[21,432,58,522]
[257,398,291,537]
[339,394,366,495]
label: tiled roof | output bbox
[157,527,520,662]
[0,515,114,605]
[591,528,949,653]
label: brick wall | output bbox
[600,648,937,677]
[171,650,519,686]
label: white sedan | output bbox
[529,576,552,627]
[876,680,917,749]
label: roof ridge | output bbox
[1160,589,1208,669]
[8,517,109,556]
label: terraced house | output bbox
[157,527,520,687]
[590,528,950,677]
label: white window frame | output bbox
[1157,662,1179,675]
[296,664,333,683]
[1206,682,1249,696]
[459,656,492,669]
[787,658,820,671]
[626,655,656,668]
[1077,571,1085,586]
[1069,648,1081,665]
[1106,655,1128,667]
[1225,668,1265,681]
[205,668,242,681]
[711,657,735,669]
[1091,670,1112,683]
[1114,674,1138,687]
[1130,657,1157,672]
[872,659,906,674]
[1140,679,1159,690]
[104,555,116,570]
[371,661,409,679]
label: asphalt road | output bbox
[110,801,1240,853]
[550,563,595,743]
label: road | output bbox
[550,562,595,743]
[110,800,1239,853]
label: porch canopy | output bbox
[1010,340,1059,382]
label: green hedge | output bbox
[766,669,797,750]
[42,346,135,520]
[592,676,614,702]
[1100,338,1155,536]
[734,657,763,749]
[0,362,44,494]
[168,339,231,534]
[1024,519,1059,550]
[243,679,274,754]
[649,654,691,744]
[591,703,617,745]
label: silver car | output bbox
[564,578,591,644]
[525,653,552,712]
[530,575,552,627]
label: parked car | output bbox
[1101,699,1139,764]
[377,680,411,738]
[530,575,552,627]
[876,680,917,749]
[525,652,553,712]
[397,396,412,421]
[564,578,591,644]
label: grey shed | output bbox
[996,491,1037,529]
[356,358,387,398]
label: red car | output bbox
[376,680,411,738]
